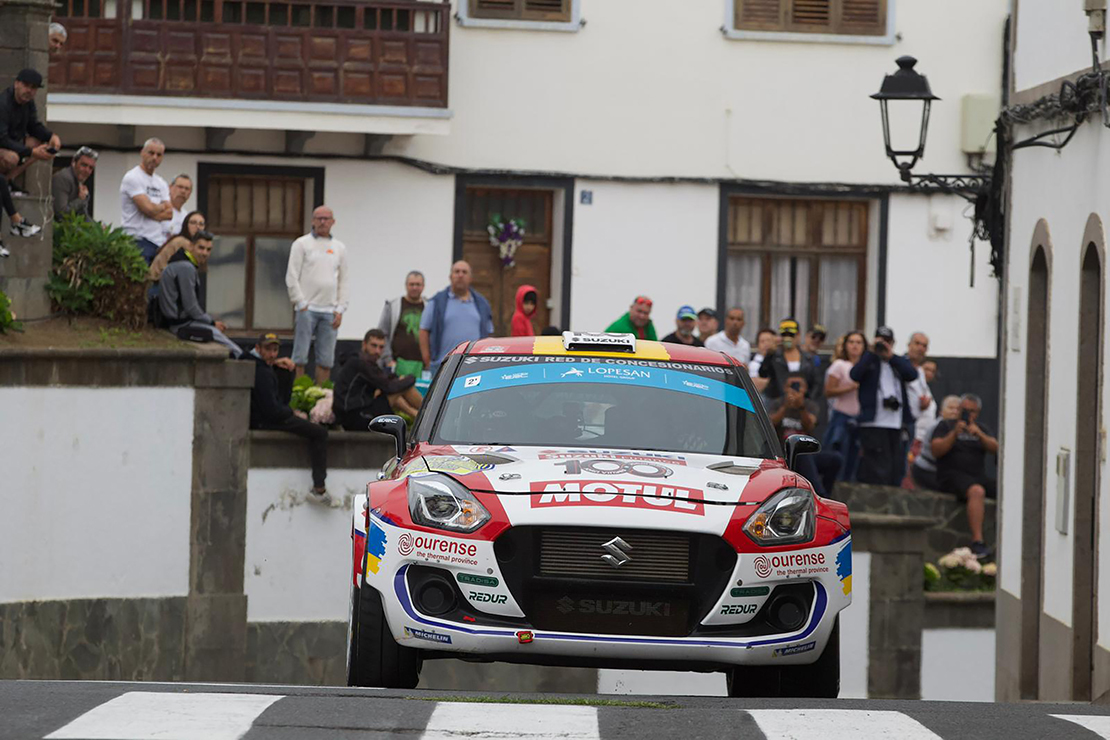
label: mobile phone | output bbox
[45,146,58,154]
[789,381,803,392]
[960,409,972,423]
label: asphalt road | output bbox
[5,680,1110,740]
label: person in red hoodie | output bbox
[511,284,538,337]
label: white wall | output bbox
[922,628,995,701]
[1013,0,1104,92]
[244,468,378,622]
[885,193,999,358]
[0,387,195,601]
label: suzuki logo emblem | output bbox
[601,537,633,568]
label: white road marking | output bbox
[748,709,943,739]
[1052,714,1110,738]
[45,691,282,740]
[420,702,599,739]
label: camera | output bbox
[882,395,901,411]
[789,380,803,392]
[960,408,972,423]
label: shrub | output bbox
[47,214,149,330]
[0,288,23,333]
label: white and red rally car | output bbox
[347,332,852,697]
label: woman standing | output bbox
[148,211,206,282]
[824,330,867,481]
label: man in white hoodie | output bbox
[285,205,349,383]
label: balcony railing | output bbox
[48,0,449,108]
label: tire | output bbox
[727,617,840,699]
[346,584,422,688]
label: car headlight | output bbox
[743,488,816,546]
[407,473,490,533]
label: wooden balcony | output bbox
[48,0,450,108]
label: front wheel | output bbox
[346,584,422,688]
[726,618,840,698]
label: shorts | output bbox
[937,470,997,501]
[292,309,338,368]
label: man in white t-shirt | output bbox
[286,205,349,384]
[164,173,192,242]
[704,307,751,364]
[119,138,172,264]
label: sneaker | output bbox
[306,487,329,506]
[0,242,8,258]
[10,220,40,237]
[10,190,28,198]
[970,541,991,560]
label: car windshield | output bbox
[431,355,775,458]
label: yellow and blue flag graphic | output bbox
[836,540,852,596]
[365,521,388,576]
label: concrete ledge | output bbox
[249,429,395,470]
[925,591,996,629]
[851,513,938,554]
[0,345,237,387]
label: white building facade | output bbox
[47,0,1003,398]
[996,0,1110,704]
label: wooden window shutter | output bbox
[471,0,570,22]
[837,0,886,35]
[735,0,784,32]
[471,0,521,20]
[522,0,571,22]
[735,0,886,36]
[791,0,830,29]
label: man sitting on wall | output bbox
[156,230,242,358]
[249,333,330,504]
[333,328,424,431]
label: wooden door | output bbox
[461,187,553,336]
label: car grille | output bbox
[538,527,691,583]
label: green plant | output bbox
[290,375,329,413]
[924,548,997,592]
[0,288,23,333]
[47,213,149,330]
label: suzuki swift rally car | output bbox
[347,332,851,698]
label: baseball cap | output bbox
[779,319,799,336]
[258,332,281,347]
[875,326,895,342]
[16,68,43,88]
[697,307,717,319]
[676,305,698,320]
[809,324,827,339]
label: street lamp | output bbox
[870,55,939,181]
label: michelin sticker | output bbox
[773,641,816,657]
[405,627,452,645]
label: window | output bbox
[204,174,310,332]
[725,196,868,347]
[469,0,571,23]
[734,0,887,37]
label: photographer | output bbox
[849,326,918,486]
[768,374,842,499]
[930,394,998,560]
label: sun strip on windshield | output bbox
[447,361,755,413]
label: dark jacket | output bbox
[52,166,90,220]
[249,351,294,428]
[0,87,51,158]
[849,350,919,425]
[158,249,211,325]
[660,331,704,347]
[426,286,493,364]
[333,350,414,413]
[759,348,820,399]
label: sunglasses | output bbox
[633,296,653,308]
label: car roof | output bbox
[455,336,737,366]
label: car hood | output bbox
[405,444,790,507]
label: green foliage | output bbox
[0,288,23,333]
[47,213,149,330]
[291,375,329,412]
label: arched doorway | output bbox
[1021,231,1050,700]
[1073,225,1104,701]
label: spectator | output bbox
[748,327,777,394]
[0,173,40,258]
[52,145,97,221]
[849,326,918,486]
[511,284,539,337]
[912,395,960,491]
[49,23,67,52]
[0,69,61,187]
[420,260,494,373]
[119,138,172,264]
[824,330,867,481]
[705,307,751,363]
[377,270,426,375]
[149,210,206,283]
[931,394,999,559]
[905,331,936,441]
[249,332,329,503]
[803,325,827,371]
[334,328,424,431]
[759,318,820,399]
[767,374,842,499]
[286,205,348,384]
[157,230,242,358]
[606,296,657,340]
[696,308,719,341]
[661,305,703,346]
[165,174,192,241]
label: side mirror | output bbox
[369,415,407,461]
[785,433,821,472]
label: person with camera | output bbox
[849,325,918,486]
[768,374,842,498]
[930,394,998,560]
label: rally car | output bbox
[347,332,851,698]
